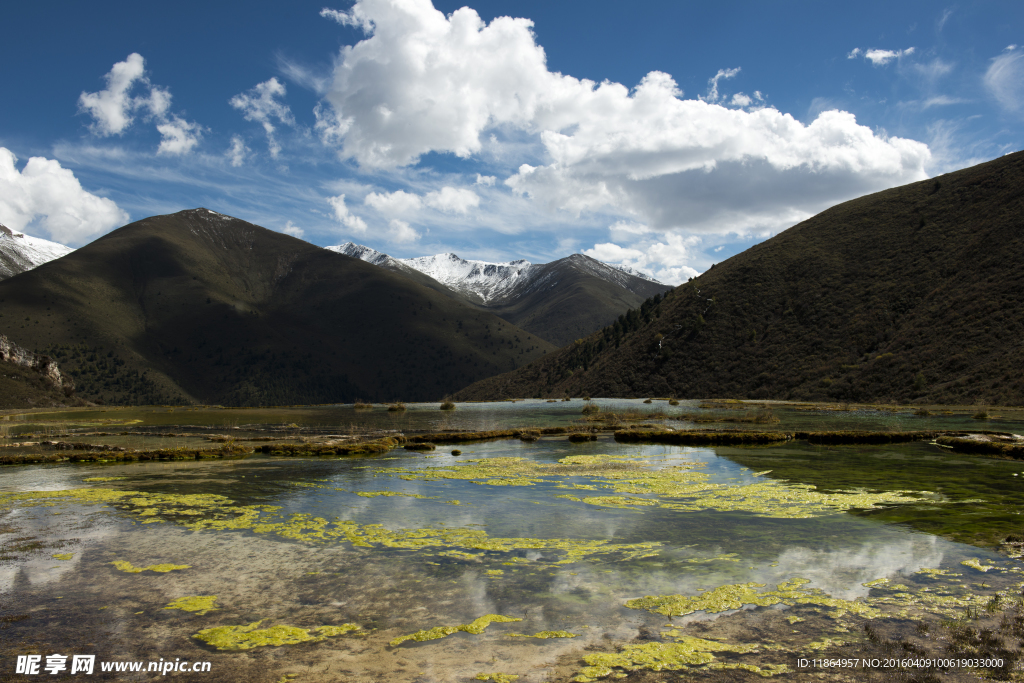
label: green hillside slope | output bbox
[454,151,1024,405]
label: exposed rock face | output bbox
[0,334,74,396]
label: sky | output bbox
[1,0,1021,283]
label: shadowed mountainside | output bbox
[484,254,671,347]
[334,243,671,347]
[454,151,1024,405]
[0,209,554,406]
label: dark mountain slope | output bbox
[0,209,554,405]
[336,243,671,347]
[455,151,1024,405]
[485,254,671,347]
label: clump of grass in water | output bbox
[581,401,600,415]
[440,398,456,411]
[567,425,597,442]
[388,402,407,412]
[193,621,359,650]
[668,398,680,406]
[111,560,190,573]
[974,410,990,420]
[353,401,372,410]
[164,596,219,615]
[390,614,521,647]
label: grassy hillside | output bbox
[0,209,554,406]
[455,151,1024,405]
[0,360,88,409]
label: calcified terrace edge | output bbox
[2,420,1022,466]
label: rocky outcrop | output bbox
[0,334,75,396]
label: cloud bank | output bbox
[318,0,930,241]
[0,148,129,244]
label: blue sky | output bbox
[1,0,1021,283]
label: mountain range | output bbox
[456,150,1024,406]
[329,243,670,347]
[0,209,556,405]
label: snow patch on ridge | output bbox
[0,223,74,280]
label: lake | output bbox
[2,400,1024,681]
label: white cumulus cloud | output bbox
[327,194,368,234]
[156,116,203,155]
[78,53,149,135]
[583,230,701,285]
[79,54,202,155]
[423,186,480,213]
[387,218,420,243]
[283,221,305,238]
[0,147,128,244]
[860,47,916,66]
[229,78,296,158]
[316,0,930,236]
[364,189,422,215]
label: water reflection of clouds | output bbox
[0,505,116,593]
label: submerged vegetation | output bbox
[390,614,521,646]
[110,560,190,573]
[164,596,219,615]
[193,621,360,650]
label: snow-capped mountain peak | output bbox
[396,252,535,304]
[329,242,666,306]
[0,224,75,280]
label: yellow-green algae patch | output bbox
[916,567,961,577]
[390,615,521,647]
[572,636,761,682]
[51,553,73,560]
[193,621,359,650]
[961,558,996,572]
[863,578,889,588]
[507,631,578,639]
[356,491,434,499]
[475,674,519,683]
[371,452,925,519]
[164,596,219,615]
[626,578,880,619]
[83,477,126,482]
[804,637,848,651]
[111,561,190,573]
